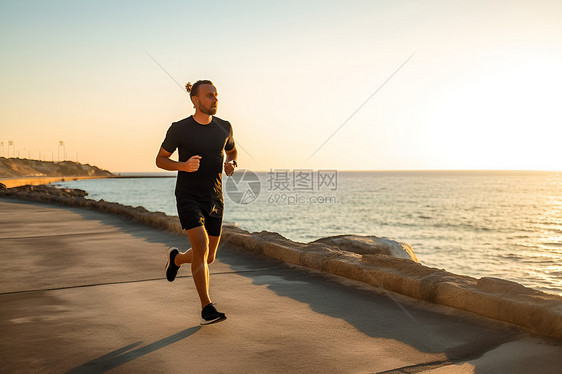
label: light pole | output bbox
[58,141,65,161]
[8,141,14,158]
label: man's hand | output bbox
[181,155,202,172]
[224,160,236,176]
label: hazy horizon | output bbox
[1,156,561,174]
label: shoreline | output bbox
[0,174,176,188]
[0,175,112,188]
[1,183,561,340]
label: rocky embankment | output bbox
[1,184,561,340]
[0,157,113,178]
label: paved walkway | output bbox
[0,199,560,374]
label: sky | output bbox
[1,0,561,172]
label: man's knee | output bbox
[191,247,209,263]
[207,236,220,265]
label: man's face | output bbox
[194,84,218,115]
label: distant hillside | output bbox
[0,157,114,178]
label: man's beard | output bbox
[200,105,217,115]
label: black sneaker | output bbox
[200,303,227,325]
[165,247,180,282]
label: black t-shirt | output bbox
[161,115,235,202]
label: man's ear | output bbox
[191,96,199,109]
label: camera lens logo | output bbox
[225,169,261,204]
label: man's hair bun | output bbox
[186,80,214,97]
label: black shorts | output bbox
[176,197,223,236]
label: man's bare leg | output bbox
[168,227,225,323]
[185,226,212,308]
[171,231,222,307]
[204,234,221,296]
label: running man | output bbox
[156,80,238,325]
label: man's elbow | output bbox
[155,156,164,169]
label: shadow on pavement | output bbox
[65,326,200,374]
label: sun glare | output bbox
[423,56,562,171]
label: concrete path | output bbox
[0,199,560,374]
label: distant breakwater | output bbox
[0,157,115,188]
[1,183,561,340]
[0,174,174,188]
[0,157,113,178]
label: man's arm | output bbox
[225,145,237,164]
[223,145,238,176]
[155,147,201,172]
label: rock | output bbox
[312,235,418,262]
[477,277,538,295]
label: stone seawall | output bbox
[1,184,561,340]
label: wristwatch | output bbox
[231,160,238,168]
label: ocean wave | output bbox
[530,220,562,227]
[546,270,562,277]
[540,242,562,247]
[432,222,493,232]
[507,235,531,240]
[499,253,525,260]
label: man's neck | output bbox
[193,111,212,125]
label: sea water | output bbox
[53,171,562,296]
